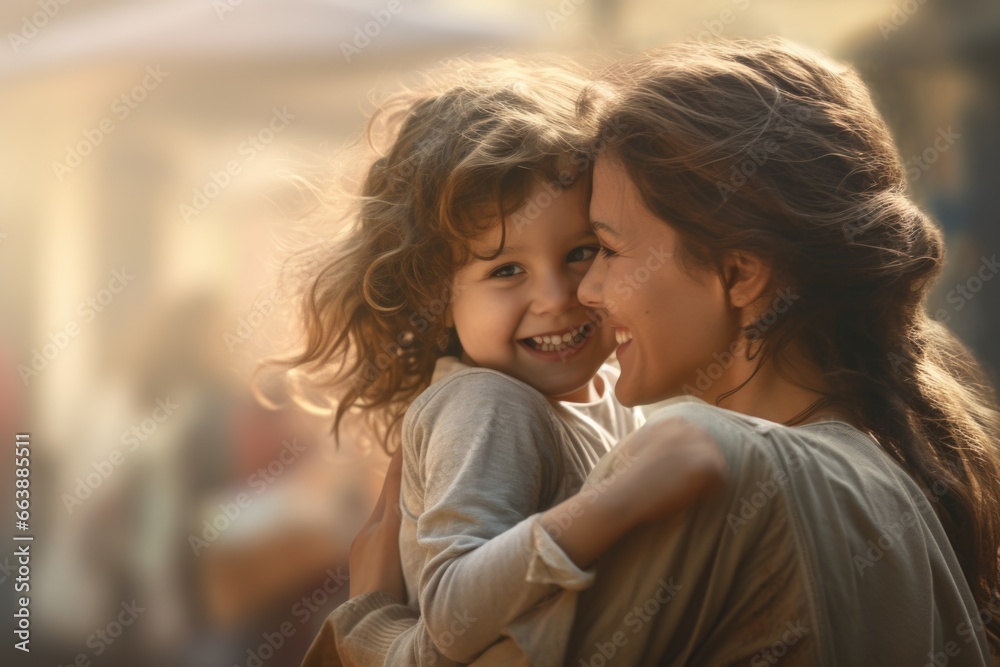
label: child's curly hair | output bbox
[258,57,592,452]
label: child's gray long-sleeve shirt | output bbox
[301,355,643,666]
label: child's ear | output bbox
[721,251,772,320]
[443,305,454,328]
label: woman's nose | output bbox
[577,258,606,310]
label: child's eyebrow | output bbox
[471,228,598,260]
[591,220,621,237]
[470,243,524,260]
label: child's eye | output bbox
[567,246,598,263]
[490,264,524,278]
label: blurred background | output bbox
[0,0,998,664]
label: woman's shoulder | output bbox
[640,399,777,467]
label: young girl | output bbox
[273,59,654,665]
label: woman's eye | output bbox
[597,244,617,259]
[490,264,524,278]
[568,246,598,262]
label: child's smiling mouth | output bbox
[518,322,596,356]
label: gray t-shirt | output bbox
[566,400,996,666]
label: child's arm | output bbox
[539,413,729,569]
[304,370,589,666]
[405,371,594,663]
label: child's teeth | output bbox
[525,324,594,353]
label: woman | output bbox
[342,38,1000,665]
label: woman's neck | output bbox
[709,340,851,427]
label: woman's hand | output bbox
[348,448,406,601]
[539,416,728,570]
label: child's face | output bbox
[447,180,616,402]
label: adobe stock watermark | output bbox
[418,610,478,663]
[290,566,349,625]
[340,0,411,63]
[725,450,806,534]
[62,396,181,515]
[545,0,587,31]
[189,438,306,556]
[55,599,145,666]
[180,106,294,223]
[232,567,350,667]
[213,0,246,20]
[52,65,169,182]
[537,446,637,548]
[513,446,638,571]
[8,0,73,54]
[750,619,810,666]
[843,127,960,243]
[925,597,1000,667]
[904,126,960,183]
[579,577,682,667]
[681,287,800,397]
[553,242,673,364]
[932,254,999,324]
[224,289,284,353]
[18,267,135,385]
[352,282,468,392]
[851,476,952,577]
[693,0,750,42]
[878,0,929,40]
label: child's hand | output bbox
[605,416,729,527]
[540,416,728,570]
[348,448,406,601]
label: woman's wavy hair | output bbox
[258,57,590,453]
[578,38,1000,648]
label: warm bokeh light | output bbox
[1,1,997,664]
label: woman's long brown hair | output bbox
[580,38,1000,650]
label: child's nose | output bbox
[531,270,577,316]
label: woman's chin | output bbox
[612,380,642,408]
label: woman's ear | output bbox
[722,251,772,312]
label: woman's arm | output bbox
[539,414,728,569]
[347,449,405,601]
[301,450,461,667]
